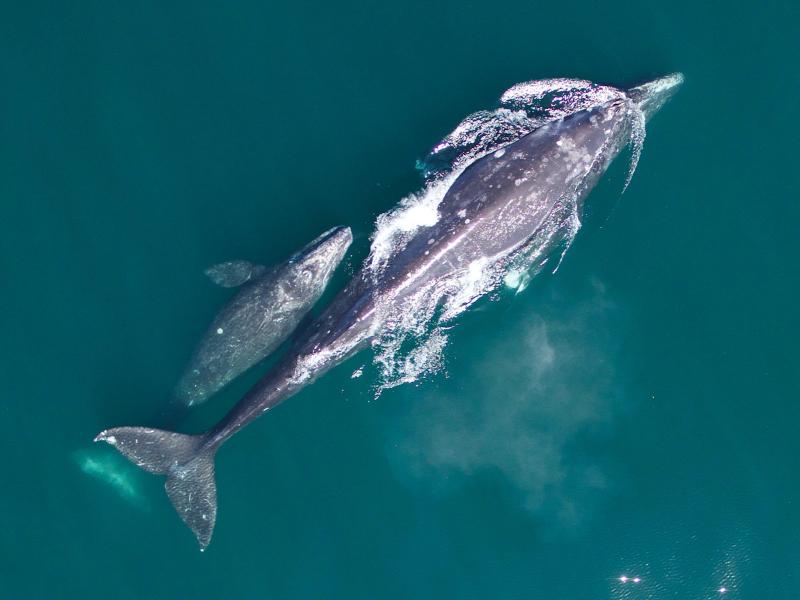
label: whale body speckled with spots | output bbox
[96,74,683,549]
[175,226,352,407]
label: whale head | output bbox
[289,226,353,285]
[578,73,684,194]
[281,225,354,303]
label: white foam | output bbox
[368,174,456,274]
[623,105,647,192]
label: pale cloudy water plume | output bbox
[383,280,628,532]
[73,448,150,511]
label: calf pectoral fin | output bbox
[205,260,267,287]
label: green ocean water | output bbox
[1,0,799,597]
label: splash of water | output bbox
[624,105,647,192]
[368,174,456,275]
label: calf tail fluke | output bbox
[94,427,218,550]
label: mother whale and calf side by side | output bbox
[95,73,684,549]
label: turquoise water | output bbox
[2,0,798,597]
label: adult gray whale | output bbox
[96,74,683,549]
[175,226,353,406]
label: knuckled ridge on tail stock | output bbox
[95,427,217,550]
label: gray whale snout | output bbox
[626,73,685,121]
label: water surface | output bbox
[1,0,798,597]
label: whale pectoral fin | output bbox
[205,260,267,288]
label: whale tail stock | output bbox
[94,427,217,550]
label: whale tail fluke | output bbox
[94,427,217,550]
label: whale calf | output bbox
[96,74,683,549]
[175,226,353,406]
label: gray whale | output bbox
[175,226,353,406]
[96,74,683,549]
